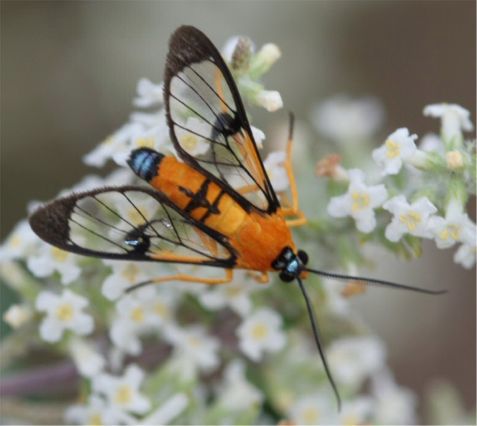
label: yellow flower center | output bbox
[114,384,133,406]
[187,336,201,348]
[154,302,169,319]
[135,137,155,149]
[385,139,400,159]
[343,415,358,426]
[399,211,422,231]
[181,134,198,152]
[103,136,114,145]
[56,303,74,322]
[439,224,460,241]
[226,287,242,297]
[351,192,370,212]
[130,307,145,323]
[122,264,140,283]
[10,235,22,248]
[251,323,268,340]
[51,247,68,262]
[302,407,319,424]
[88,413,103,426]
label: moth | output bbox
[29,25,444,409]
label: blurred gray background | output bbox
[2,0,475,420]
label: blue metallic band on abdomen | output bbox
[127,148,164,181]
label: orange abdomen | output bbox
[147,155,295,271]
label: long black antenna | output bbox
[305,268,447,295]
[296,277,341,411]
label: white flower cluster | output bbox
[322,102,476,269]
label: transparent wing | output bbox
[164,25,280,214]
[29,186,237,267]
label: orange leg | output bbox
[280,113,307,228]
[148,269,233,285]
[247,271,270,284]
[126,269,234,293]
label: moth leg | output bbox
[126,269,234,293]
[247,271,270,284]
[149,268,233,285]
[284,210,307,228]
[280,113,307,227]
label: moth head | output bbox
[272,246,308,282]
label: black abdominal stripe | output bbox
[128,148,164,182]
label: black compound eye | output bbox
[279,271,294,282]
[298,250,309,265]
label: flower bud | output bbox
[445,150,464,170]
[3,304,32,328]
[255,90,283,112]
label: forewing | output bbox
[29,186,236,267]
[164,25,280,214]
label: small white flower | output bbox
[217,360,263,411]
[164,325,220,373]
[312,95,384,143]
[3,304,32,328]
[454,243,476,269]
[237,308,286,361]
[255,90,283,112]
[36,289,94,342]
[83,122,143,167]
[142,393,189,425]
[263,151,289,192]
[339,397,374,426]
[66,395,135,425]
[372,128,418,175]
[424,103,473,142]
[327,169,388,233]
[428,200,475,249]
[133,78,164,108]
[383,195,437,242]
[328,336,386,387]
[84,111,169,167]
[102,261,159,300]
[68,337,105,378]
[0,220,38,261]
[198,275,259,317]
[93,364,151,415]
[176,116,211,156]
[27,241,81,285]
[288,392,336,425]
[110,287,177,355]
[371,368,417,425]
[454,228,476,269]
